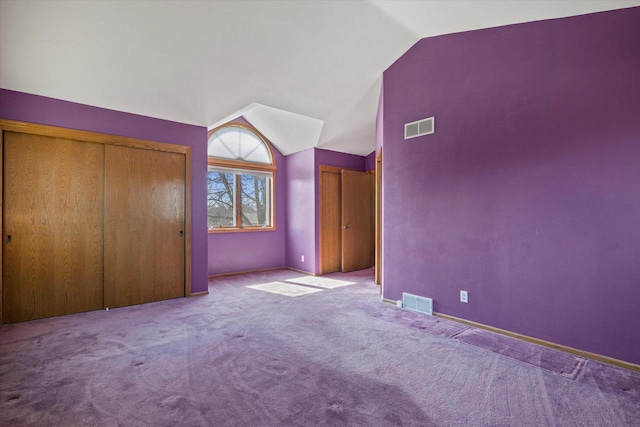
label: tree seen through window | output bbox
[207,170,271,228]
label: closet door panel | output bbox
[341,169,373,272]
[104,145,185,308]
[319,169,342,274]
[3,132,104,323]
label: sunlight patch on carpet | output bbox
[286,276,355,289]
[247,282,323,297]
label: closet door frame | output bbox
[0,119,193,325]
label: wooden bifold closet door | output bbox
[3,132,104,323]
[104,145,186,309]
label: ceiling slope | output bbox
[1,0,638,156]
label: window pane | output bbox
[238,132,260,159]
[208,128,239,159]
[207,171,235,227]
[242,142,271,164]
[208,126,272,164]
[240,173,271,226]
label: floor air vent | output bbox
[402,293,433,315]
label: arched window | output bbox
[207,123,276,231]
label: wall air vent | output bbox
[404,116,435,140]
[402,292,433,315]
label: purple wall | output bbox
[376,83,384,285]
[285,148,316,273]
[376,80,384,154]
[207,117,286,275]
[382,8,640,364]
[314,147,365,174]
[365,151,376,171]
[313,148,366,274]
[0,89,209,294]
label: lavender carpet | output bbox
[1,268,639,426]
[452,328,587,380]
[370,304,588,380]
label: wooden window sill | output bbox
[208,227,276,234]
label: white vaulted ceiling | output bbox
[1,0,638,156]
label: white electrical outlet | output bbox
[301,255,304,262]
[460,290,468,303]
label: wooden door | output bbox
[3,132,104,322]
[341,169,373,272]
[375,149,382,285]
[104,145,185,308]
[370,171,375,266]
[319,167,342,274]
